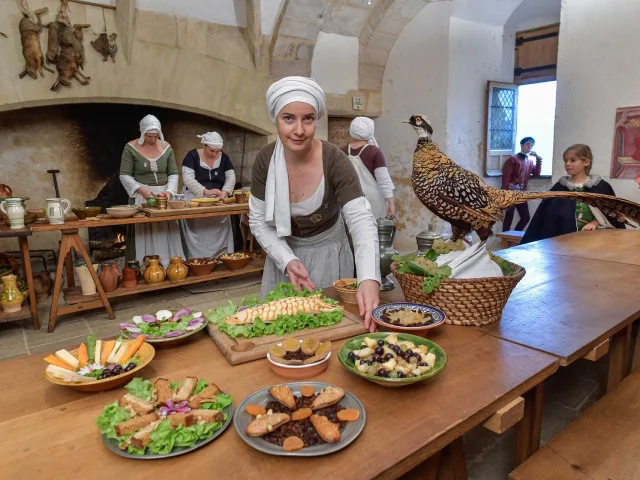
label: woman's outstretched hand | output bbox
[286,260,315,292]
[357,279,380,332]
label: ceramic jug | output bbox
[143,257,166,284]
[0,274,24,313]
[74,264,99,295]
[98,262,120,292]
[167,256,188,282]
[0,184,12,199]
[122,267,138,288]
[142,255,160,272]
[377,218,398,291]
[45,198,71,225]
[0,198,25,229]
[126,260,141,275]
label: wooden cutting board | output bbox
[141,203,248,217]
[207,310,367,365]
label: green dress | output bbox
[574,186,595,231]
[119,143,183,266]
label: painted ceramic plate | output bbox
[234,382,366,456]
[338,333,447,387]
[101,397,234,459]
[371,302,446,334]
[120,310,208,348]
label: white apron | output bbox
[347,145,386,220]
[131,184,185,267]
[179,187,234,259]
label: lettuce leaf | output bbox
[192,379,208,395]
[125,377,155,401]
[95,401,131,440]
[170,381,182,390]
[205,283,343,339]
[86,333,97,363]
[201,393,232,411]
[128,353,141,366]
[137,316,192,337]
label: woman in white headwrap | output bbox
[119,114,184,266]
[249,76,381,331]
[179,132,236,258]
[341,117,395,219]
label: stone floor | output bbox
[0,275,619,479]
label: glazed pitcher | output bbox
[143,257,166,284]
[46,198,71,225]
[0,274,24,313]
[0,198,25,229]
[167,256,188,282]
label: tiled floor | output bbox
[0,274,624,479]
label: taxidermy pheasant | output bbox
[405,115,640,242]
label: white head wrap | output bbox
[198,132,223,149]
[138,114,165,146]
[264,77,327,237]
[349,117,378,147]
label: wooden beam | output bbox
[116,0,135,64]
[69,0,116,10]
[245,0,266,71]
[583,339,609,362]
[483,397,525,434]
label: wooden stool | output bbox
[510,372,640,479]
[496,230,525,249]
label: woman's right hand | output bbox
[285,260,315,292]
[136,187,153,198]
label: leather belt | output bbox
[145,183,167,187]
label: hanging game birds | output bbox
[405,115,640,242]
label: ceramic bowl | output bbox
[44,342,155,392]
[266,341,332,380]
[333,278,358,304]
[72,206,101,220]
[338,333,447,388]
[371,302,446,338]
[219,254,251,270]
[168,200,186,209]
[185,258,217,276]
[106,206,139,218]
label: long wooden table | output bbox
[0,288,559,479]
[28,206,256,332]
[481,229,640,391]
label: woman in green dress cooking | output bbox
[119,114,185,266]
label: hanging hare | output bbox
[18,1,54,79]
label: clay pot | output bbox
[122,267,138,288]
[167,256,188,282]
[0,274,24,313]
[33,271,53,302]
[98,262,121,292]
[143,258,166,284]
[126,260,141,275]
[75,264,99,296]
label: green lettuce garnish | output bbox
[193,379,208,395]
[128,353,141,366]
[170,381,182,390]
[125,377,154,400]
[392,252,452,294]
[143,419,226,454]
[206,283,343,339]
[202,393,232,411]
[95,401,131,440]
[136,316,192,337]
[86,333,97,363]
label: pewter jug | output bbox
[416,224,443,253]
[377,218,398,291]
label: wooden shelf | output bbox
[62,259,265,306]
[0,304,33,323]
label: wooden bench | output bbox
[510,371,640,480]
[496,230,525,249]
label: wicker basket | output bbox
[391,261,526,326]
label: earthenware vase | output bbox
[143,258,166,284]
[98,262,120,292]
[122,267,138,288]
[45,198,71,225]
[0,198,25,229]
[0,274,24,313]
[167,256,188,282]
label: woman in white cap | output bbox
[119,114,184,266]
[342,116,395,219]
[249,76,380,331]
[180,132,236,258]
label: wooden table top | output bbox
[0,290,558,480]
[481,231,640,365]
[507,229,640,266]
[0,225,31,238]
[29,205,249,232]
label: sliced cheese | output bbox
[106,339,123,363]
[112,341,129,364]
[46,364,78,379]
[94,340,102,364]
[55,349,79,369]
